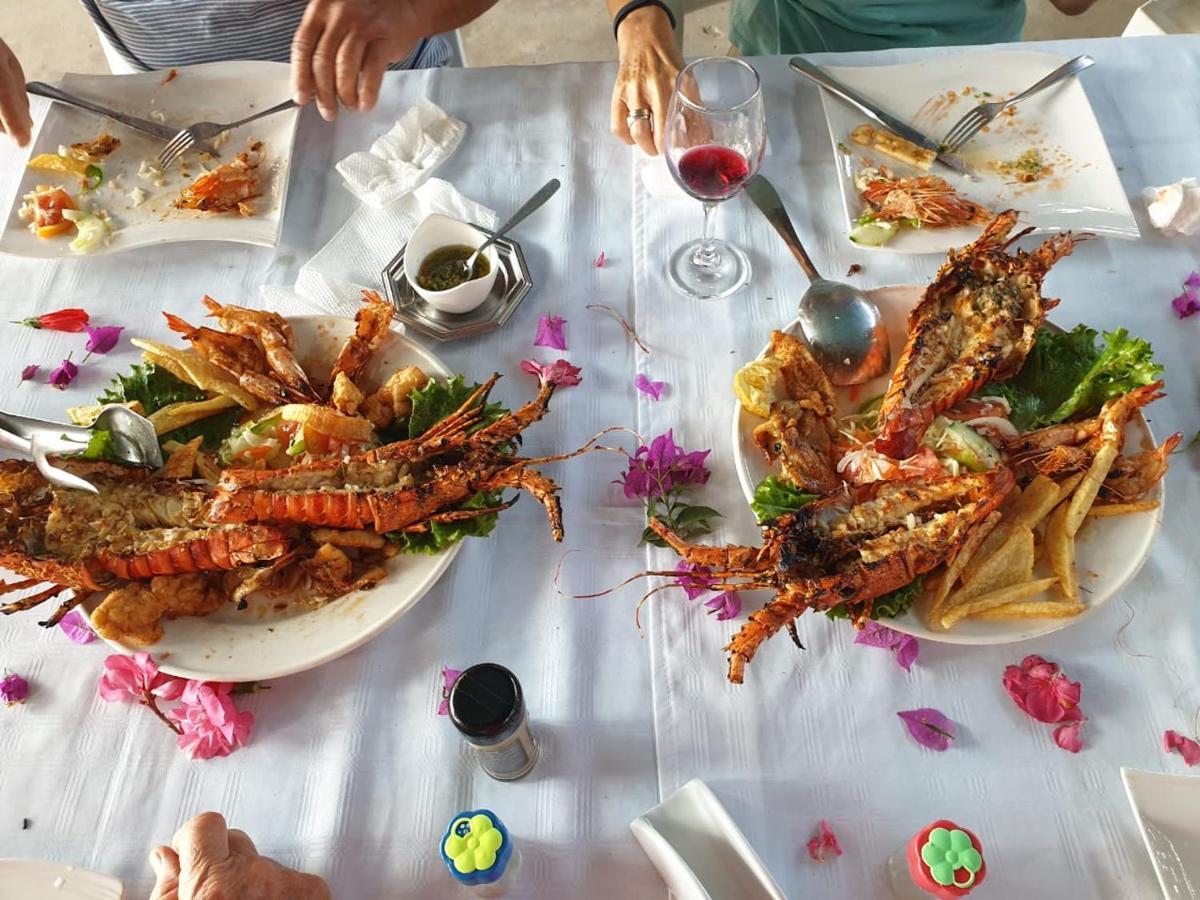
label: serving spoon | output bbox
[461,178,561,276]
[745,175,890,385]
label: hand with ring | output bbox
[609,4,683,155]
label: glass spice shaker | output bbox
[448,663,539,781]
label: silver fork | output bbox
[939,54,1095,153]
[157,99,297,169]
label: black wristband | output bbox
[612,0,677,40]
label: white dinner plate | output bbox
[1121,767,1200,900]
[0,860,122,900]
[731,284,1162,645]
[80,316,461,681]
[0,61,300,258]
[817,50,1138,254]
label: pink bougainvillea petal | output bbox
[593,251,606,268]
[634,373,666,401]
[19,364,38,382]
[48,356,78,390]
[534,314,568,351]
[897,708,956,751]
[807,819,842,862]
[1053,720,1085,753]
[520,358,582,387]
[438,667,462,717]
[1164,730,1200,766]
[855,621,919,672]
[58,609,95,644]
[1,671,28,705]
[703,590,741,621]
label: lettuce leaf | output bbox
[406,375,506,440]
[96,363,239,449]
[750,475,817,524]
[825,576,924,621]
[991,326,1162,430]
[388,491,504,554]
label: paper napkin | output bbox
[336,99,467,208]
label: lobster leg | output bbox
[0,578,41,596]
[467,379,554,449]
[479,464,563,542]
[725,584,812,684]
[1,583,72,615]
[648,517,773,573]
[397,497,519,532]
[39,591,82,628]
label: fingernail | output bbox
[319,106,334,122]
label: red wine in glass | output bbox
[677,145,751,200]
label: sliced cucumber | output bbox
[923,416,1002,472]
[849,219,899,247]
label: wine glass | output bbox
[664,57,766,300]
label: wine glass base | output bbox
[667,239,751,300]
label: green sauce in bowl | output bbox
[416,244,491,292]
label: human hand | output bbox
[0,39,32,147]
[610,6,682,155]
[148,812,330,900]
[291,0,420,121]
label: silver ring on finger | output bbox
[626,108,652,129]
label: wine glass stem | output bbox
[692,200,722,269]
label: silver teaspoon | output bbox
[462,178,561,276]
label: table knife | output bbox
[26,81,220,158]
[788,57,973,177]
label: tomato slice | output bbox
[36,220,75,239]
[30,188,77,233]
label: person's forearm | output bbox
[606,0,679,34]
[407,0,501,36]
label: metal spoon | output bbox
[745,175,890,386]
[462,178,561,276]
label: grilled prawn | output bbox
[874,211,1075,459]
[648,468,1014,683]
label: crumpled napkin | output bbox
[336,98,466,208]
[1145,177,1200,235]
[266,178,496,318]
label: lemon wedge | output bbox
[733,358,784,418]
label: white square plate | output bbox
[1121,767,1200,899]
[818,50,1139,254]
[0,61,301,258]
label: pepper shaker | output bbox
[448,663,539,780]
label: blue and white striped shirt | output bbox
[80,0,450,72]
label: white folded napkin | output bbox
[273,177,497,318]
[1145,177,1200,236]
[336,99,467,208]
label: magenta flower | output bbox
[616,430,711,501]
[534,314,568,351]
[1002,654,1082,724]
[98,653,185,703]
[48,356,78,390]
[82,324,124,360]
[1172,272,1200,318]
[19,364,38,382]
[897,708,956,751]
[854,621,919,672]
[634,373,666,401]
[1164,729,1200,766]
[168,680,254,760]
[593,251,606,268]
[58,609,95,644]
[807,819,842,862]
[704,590,741,621]
[519,358,583,387]
[1,670,28,705]
[674,560,715,600]
[1053,720,1085,754]
[438,667,461,716]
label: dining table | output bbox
[0,33,1197,900]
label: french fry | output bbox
[132,339,261,411]
[277,404,374,444]
[924,510,1002,627]
[1044,501,1078,602]
[194,452,222,484]
[1007,475,1061,532]
[1055,472,1084,498]
[972,600,1085,620]
[67,400,144,426]
[971,484,1025,563]
[159,436,203,479]
[1087,500,1160,517]
[939,525,1036,628]
[1065,424,1121,535]
[941,577,1058,629]
[309,528,386,550]
[147,395,239,435]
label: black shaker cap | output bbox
[449,663,524,742]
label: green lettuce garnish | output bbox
[388,490,504,554]
[825,576,925,621]
[97,362,240,449]
[991,326,1162,430]
[750,475,817,525]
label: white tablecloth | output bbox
[635,38,1200,899]
[0,35,1197,900]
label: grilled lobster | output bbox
[874,211,1075,459]
[650,468,1015,683]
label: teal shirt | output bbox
[731,0,1026,55]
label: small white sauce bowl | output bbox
[404,214,500,314]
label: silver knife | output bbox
[788,57,972,177]
[26,81,220,158]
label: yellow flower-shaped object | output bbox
[440,810,511,885]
